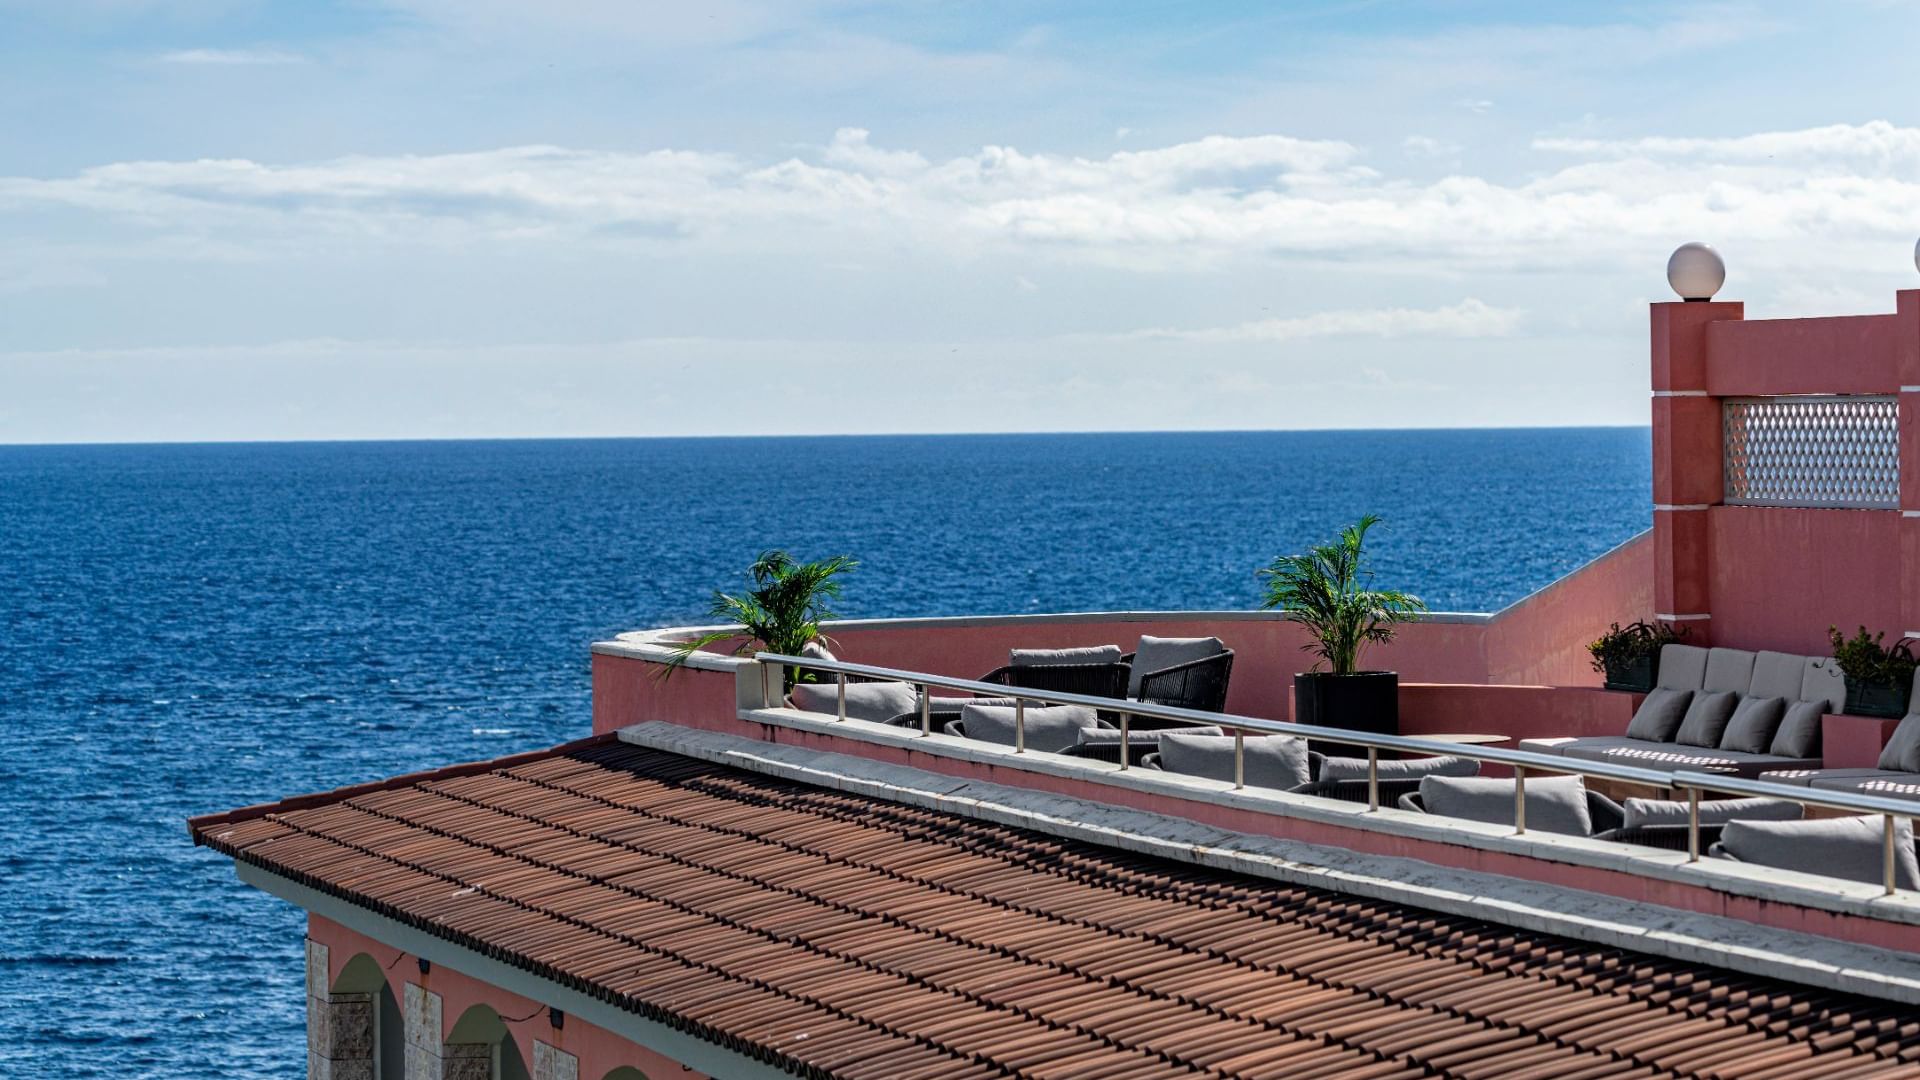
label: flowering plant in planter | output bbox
[1587,620,1689,692]
[1828,625,1917,718]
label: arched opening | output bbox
[329,953,403,1079]
[446,1002,531,1080]
[601,1068,652,1080]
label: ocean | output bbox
[0,429,1650,1075]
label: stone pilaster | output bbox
[440,1043,493,1080]
[403,982,446,1080]
[307,939,374,1080]
[532,1041,579,1080]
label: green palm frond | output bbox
[1257,515,1425,675]
[661,550,858,687]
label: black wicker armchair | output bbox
[1122,648,1234,720]
[977,660,1132,701]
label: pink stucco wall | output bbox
[1708,506,1906,654]
[311,914,707,1080]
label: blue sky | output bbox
[3,1,1918,442]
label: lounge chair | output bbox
[1711,815,1920,888]
[1398,775,1624,837]
[1143,731,1478,804]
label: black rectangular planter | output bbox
[1601,653,1657,693]
[1294,671,1398,758]
[1843,679,1909,719]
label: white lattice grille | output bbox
[1723,395,1899,508]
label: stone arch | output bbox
[445,1002,531,1080]
[600,1068,651,1080]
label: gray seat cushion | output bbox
[1010,645,1123,667]
[1127,636,1226,697]
[1877,713,1920,773]
[1621,796,1802,830]
[1562,740,1818,778]
[1703,648,1757,694]
[957,703,1100,752]
[1808,771,1920,802]
[1624,688,1693,742]
[789,680,919,723]
[1716,816,1920,889]
[1531,736,1645,759]
[1514,737,1579,756]
[1316,755,1479,783]
[1674,690,1739,748]
[1657,644,1709,690]
[1156,732,1310,790]
[1769,699,1825,759]
[1720,696,1786,754]
[1801,659,1847,712]
[1759,767,1888,787]
[1418,774,1596,836]
[1748,651,1807,701]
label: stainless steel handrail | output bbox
[755,652,1917,896]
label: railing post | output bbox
[1119,712,1130,771]
[1514,766,1527,835]
[1367,747,1379,812]
[1015,700,1025,754]
[759,661,771,709]
[1887,814,1899,897]
[1233,730,1244,790]
[836,673,846,722]
[918,685,930,736]
[1687,786,1701,863]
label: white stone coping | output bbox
[619,719,1920,1005]
[738,703,1920,930]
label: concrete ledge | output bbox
[619,719,1920,1005]
[739,704,1920,929]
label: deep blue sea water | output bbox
[0,430,1650,1076]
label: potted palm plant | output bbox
[663,550,857,690]
[1828,625,1917,718]
[1259,515,1425,744]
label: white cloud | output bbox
[1402,135,1462,158]
[1099,299,1521,344]
[158,47,305,66]
[5,122,1919,275]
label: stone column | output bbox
[532,1041,579,1080]
[307,939,375,1080]
[1651,299,1743,642]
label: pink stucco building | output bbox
[194,269,1920,1078]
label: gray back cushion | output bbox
[1010,645,1123,667]
[1718,816,1919,889]
[1157,732,1310,790]
[959,703,1099,752]
[1317,755,1479,783]
[1702,648,1757,694]
[1418,774,1595,836]
[799,640,837,663]
[1748,651,1806,701]
[1719,696,1786,754]
[1769,700,1825,759]
[1801,659,1847,712]
[1128,636,1225,697]
[1674,690,1739,748]
[1624,688,1693,742]
[1622,796,1801,831]
[1878,713,1920,773]
[789,680,918,723]
[1657,644,1709,691]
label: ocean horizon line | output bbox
[0,423,1653,450]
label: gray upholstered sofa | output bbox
[1761,670,1920,802]
[1516,644,1843,778]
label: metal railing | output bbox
[756,653,1919,896]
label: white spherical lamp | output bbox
[1913,236,1919,275]
[1666,241,1726,301]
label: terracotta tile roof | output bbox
[192,738,1920,1079]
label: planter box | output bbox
[1842,678,1909,719]
[1295,671,1398,757]
[1601,653,1658,693]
